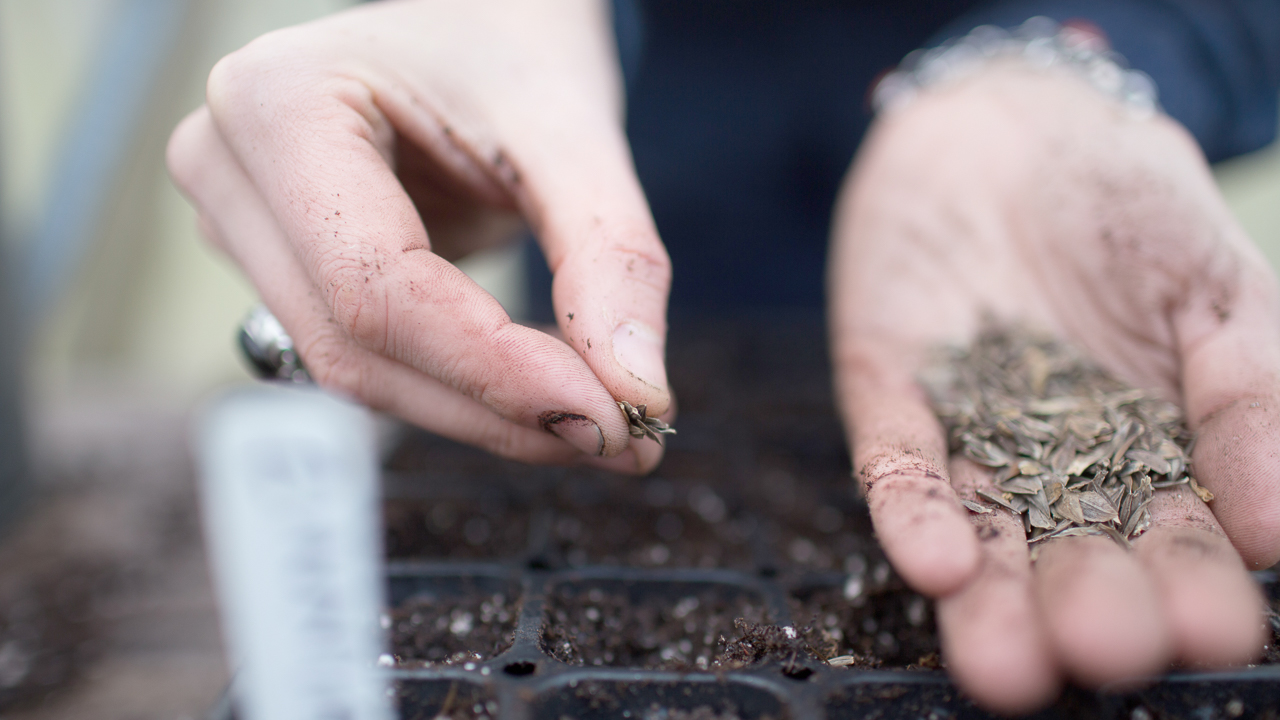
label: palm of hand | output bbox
[830,66,1280,712]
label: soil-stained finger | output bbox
[1034,535,1172,687]
[1173,238,1280,568]
[1133,485,1266,668]
[937,458,1060,714]
[168,108,599,467]
[200,64,634,456]
[836,346,980,597]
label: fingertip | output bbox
[947,635,1061,716]
[938,556,1060,715]
[541,412,605,456]
[582,447,641,474]
[578,433,667,475]
[869,476,981,596]
[1134,526,1267,668]
[167,107,226,204]
[548,218,673,415]
[1036,537,1173,688]
[611,320,671,413]
[1170,583,1267,669]
[631,435,666,475]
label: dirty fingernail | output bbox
[584,448,642,474]
[540,412,604,456]
[613,322,669,393]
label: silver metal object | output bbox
[238,304,312,383]
[873,16,1160,120]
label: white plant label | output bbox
[198,385,392,720]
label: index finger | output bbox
[205,45,632,456]
[833,340,981,596]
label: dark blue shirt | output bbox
[528,0,1280,318]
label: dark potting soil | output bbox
[715,618,834,673]
[548,478,755,570]
[746,461,877,574]
[789,577,940,669]
[389,591,519,666]
[541,584,769,670]
[645,709,752,720]
[0,559,115,709]
[1262,577,1280,665]
[383,498,530,561]
[543,679,785,720]
[397,679,500,720]
[379,317,1280,697]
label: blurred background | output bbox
[0,0,1276,718]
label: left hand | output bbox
[829,63,1280,713]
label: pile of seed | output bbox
[923,324,1211,548]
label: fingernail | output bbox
[584,448,642,474]
[613,322,669,393]
[540,412,604,456]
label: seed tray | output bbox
[214,561,1280,719]
[211,316,1280,720]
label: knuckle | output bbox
[431,344,495,407]
[205,43,266,115]
[318,256,391,353]
[857,446,948,493]
[303,335,369,401]
[206,29,298,113]
[607,241,672,293]
[165,114,207,193]
[206,29,350,132]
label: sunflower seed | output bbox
[924,322,1199,551]
[617,400,677,445]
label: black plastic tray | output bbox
[210,316,1280,720]
[380,562,1280,720]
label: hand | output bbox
[829,64,1278,713]
[167,0,672,473]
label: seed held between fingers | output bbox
[618,400,676,445]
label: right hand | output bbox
[167,0,673,473]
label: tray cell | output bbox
[530,678,790,720]
[541,580,770,670]
[397,679,498,720]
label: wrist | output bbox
[859,61,1197,207]
[874,18,1158,121]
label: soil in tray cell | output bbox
[1259,573,1280,664]
[542,582,769,670]
[789,572,940,669]
[389,588,519,666]
[751,464,878,574]
[384,498,530,561]
[397,679,499,720]
[824,683,981,720]
[549,479,755,569]
[531,679,788,720]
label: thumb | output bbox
[519,126,673,426]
